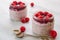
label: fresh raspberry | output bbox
[35,13,39,17]
[38,15,43,19]
[49,30,57,38]
[47,14,52,17]
[11,3,16,6]
[18,1,22,4]
[20,26,26,32]
[44,11,49,16]
[13,1,17,5]
[38,15,44,23]
[19,3,24,6]
[38,11,44,15]
[18,1,25,5]
[21,18,26,23]
[21,17,30,23]
[25,17,30,22]
[30,2,34,7]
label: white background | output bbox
[0,0,60,40]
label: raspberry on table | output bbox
[49,30,57,38]
[30,2,34,7]
[20,26,26,32]
[21,17,30,23]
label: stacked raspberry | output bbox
[34,11,54,24]
[9,1,26,11]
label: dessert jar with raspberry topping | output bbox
[32,11,54,36]
[9,1,27,21]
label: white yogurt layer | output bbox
[32,16,54,36]
[9,8,27,21]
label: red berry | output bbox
[18,1,25,5]
[35,13,39,17]
[45,16,49,19]
[13,1,17,5]
[44,11,49,16]
[49,30,57,38]
[38,16,44,23]
[38,11,44,15]
[25,17,30,22]
[38,15,43,19]
[11,3,16,6]
[21,17,30,23]
[18,1,22,4]
[30,2,34,7]
[19,4,24,8]
[20,26,26,32]
[47,14,52,17]
[21,18,26,23]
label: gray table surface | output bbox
[0,0,60,40]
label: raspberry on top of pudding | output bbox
[33,11,54,24]
[9,1,26,11]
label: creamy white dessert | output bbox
[9,1,27,21]
[32,11,54,36]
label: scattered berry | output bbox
[30,2,34,7]
[49,30,57,38]
[20,26,26,32]
[21,17,30,23]
[21,18,26,23]
[25,17,30,22]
